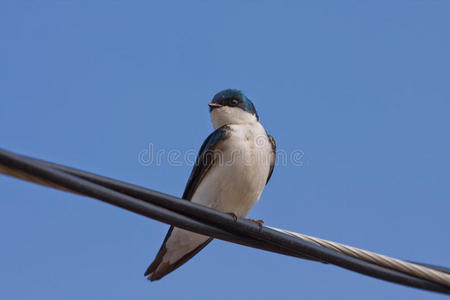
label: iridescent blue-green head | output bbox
[208,89,259,129]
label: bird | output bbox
[144,89,276,281]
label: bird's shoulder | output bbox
[199,125,233,154]
[182,125,232,200]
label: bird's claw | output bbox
[246,218,264,231]
[226,212,238,222]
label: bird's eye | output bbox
[230,99,239,106]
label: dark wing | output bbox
[145,125,232,281]
[266,134,276,184]
[182,125,232,200]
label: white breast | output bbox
[192,121,272,217]
[163,121,273,264]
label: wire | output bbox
[268,227,450,286]
[15,153,450,276]
[1,148,450,295]
[407,263,450,275]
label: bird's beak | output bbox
[208,103,223,109]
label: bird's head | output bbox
[208,89,259,129]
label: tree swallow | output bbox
[145,89,276,281]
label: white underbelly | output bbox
[163,123,272,264]
[192,155,268,217]
[191,127,272,217]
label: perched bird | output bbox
[145,89,276,281]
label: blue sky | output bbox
[1,1,449,299]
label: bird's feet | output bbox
[246,218,264,231]
[226,212,238,222]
